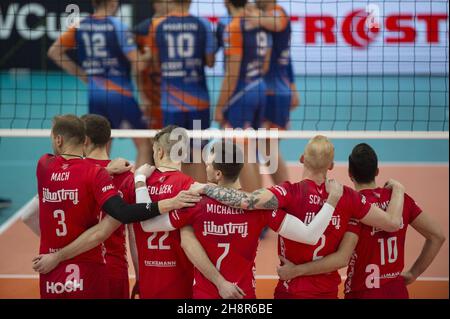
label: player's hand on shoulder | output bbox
[218,280,246,299]
[171,190,201,210]
[277,255,301,281]
[135,163,156,178]
[384,179,405,192]
[325,179,344,198]
[107,157,132,175]
[32,253,61,274]
[244,4,261,28]
[189,182,208,195]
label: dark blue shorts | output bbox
[163,109,210,130]
[223,81,267,129]
[88,85,146,130]
[263,93,292,129]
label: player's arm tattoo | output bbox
[263,194,279,210]
[203,186,279,210]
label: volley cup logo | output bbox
[342,6,381,49]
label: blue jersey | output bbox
[224,15,271,94]
[264,5,294,95]
[149,13,216,113]
[221,15,270,129]
[59,15,146,130]
[60,15,138,93]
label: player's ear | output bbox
[299,154,305,164]
[328,161,334,171]
[375,168,379,177]
[56,134,63,148]
[348,171,355,182]
[216,169,223,182]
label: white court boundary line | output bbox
[0,274,447,281]
[0,210,23,236]
[0,129,448,140]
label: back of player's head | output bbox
[348,143,378,184]
[209,140,244,182]
[228,0,248,8]
[80,114,111,147]
[154,125,189,160]
[51,114,86,146]
[302,135,335,172]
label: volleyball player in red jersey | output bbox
[81,114,132,298]
[190,135,407,298]
[33,116,193,298]
[119,126,198,299]
[33,125,201,299]
[345,144,444,298]
[277,143,446,299]
[132,140,343,299]
[25,114,135,297]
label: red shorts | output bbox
[345,278,409,299]
[106,264,129,299]
[40,262,109,299]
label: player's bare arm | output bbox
[245,4,287,32]
[277,232,359,281]
[215,54,241,125]
[180,226,245,299]
[32,172,175,275]
[402,211,446,285]
[205,53,215,68]
[190,182,278,210]
[263,47,272,75]
[47,38,87,83]
[106,157,133,175]
[127,47,152,74]
[20,195,40,237]
[127,224,140,298]
[290,82,300,109]
[359,179,405,232]
[32,215,121,274]
[32,189,168,274]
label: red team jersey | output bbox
[84,158,132,299]
[268,180,371,299]
[37,154,118,298]
[120,169,194,299]
[169,196,287,299]
[344,188,422,299]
